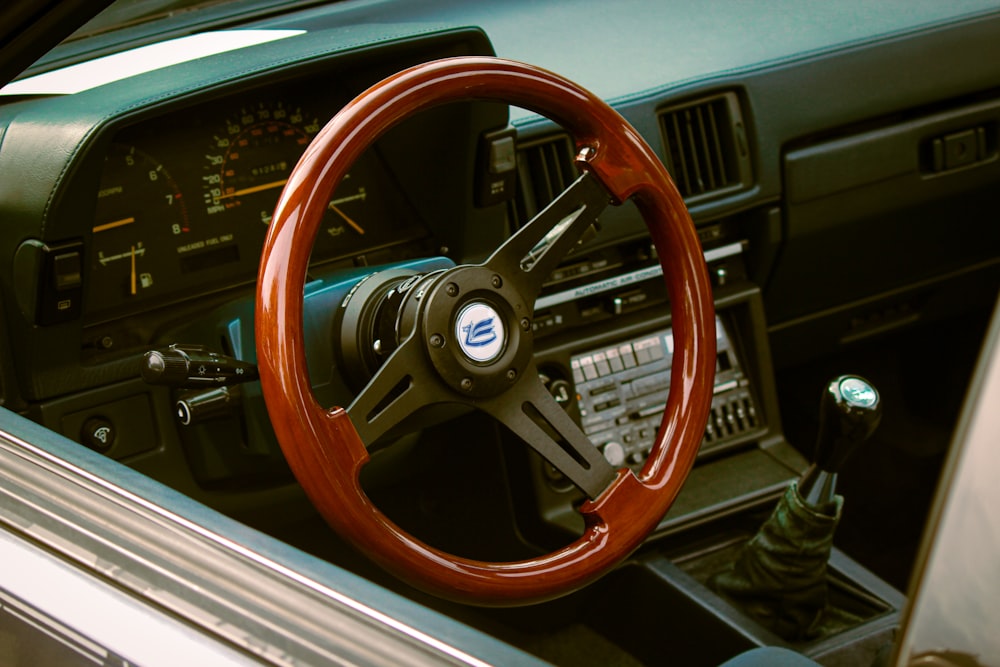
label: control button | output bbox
[53,251,82,291]
[488,135,517,174]
[14,238,85,325]
[571,359,585,384]
[593,351,611,376]
[476,127,517,207]
[943,129,979,170]
[594,398,622,412]
[743,398,758,426]
[610,289,647,315]
[606,347,624,372]
[633,336,660,364]
[81,417,116,451]
[548,379,573,405]
[734,401,747,426]
[580,356,598,381]
[589,383,616,397]
[601,441,626,467]
[715,266,729,287]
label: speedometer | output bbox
[203,101,319,224]
[201,99,425,262]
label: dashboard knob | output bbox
[548,379,573,405]
[81,416,115,451]
[601,441,626,467]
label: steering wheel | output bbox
[256,56,715,606]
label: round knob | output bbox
[142,348,189,384]
[81,416,115,451]
[602,441,626,467]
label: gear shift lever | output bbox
[798,375,882,511]
[710,375,882,640]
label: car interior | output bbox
[1,1,999,665]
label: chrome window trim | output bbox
[0,419,518,666]
[0,529,257,666]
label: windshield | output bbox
[67,0,276,40]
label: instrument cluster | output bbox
[86,85,430,319]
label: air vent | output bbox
[509,134,577,228]
[659,92,752,201]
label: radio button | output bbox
[619,344,637,368]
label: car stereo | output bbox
[571,316,758,470]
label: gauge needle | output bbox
[215,179,289,201]
[130,245,137,296]
[329,204,365,235]
[93,216,135,233]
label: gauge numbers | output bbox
[204,101,319,222]
[91,144,189,301]
[201,100,380,256]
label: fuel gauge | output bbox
[89,144,189,308]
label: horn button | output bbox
[420,266,533,398]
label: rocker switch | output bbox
[53,250,82,291]
[475,128,518,207]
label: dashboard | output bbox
[0,0,996,512]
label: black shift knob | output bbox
[813,375,881,473]
[799,375,881,510]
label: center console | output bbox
[524,235,802,537]
[515,230,905,665]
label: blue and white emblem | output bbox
[455,302,505,362]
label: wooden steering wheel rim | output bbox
[255,56,715,606]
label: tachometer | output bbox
[90,144,189,303]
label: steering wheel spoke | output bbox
[482,368,617,499]
[346,336,447,446]
[484,170,610,303]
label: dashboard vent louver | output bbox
[509,134,577,229]
[659,92,751,201]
